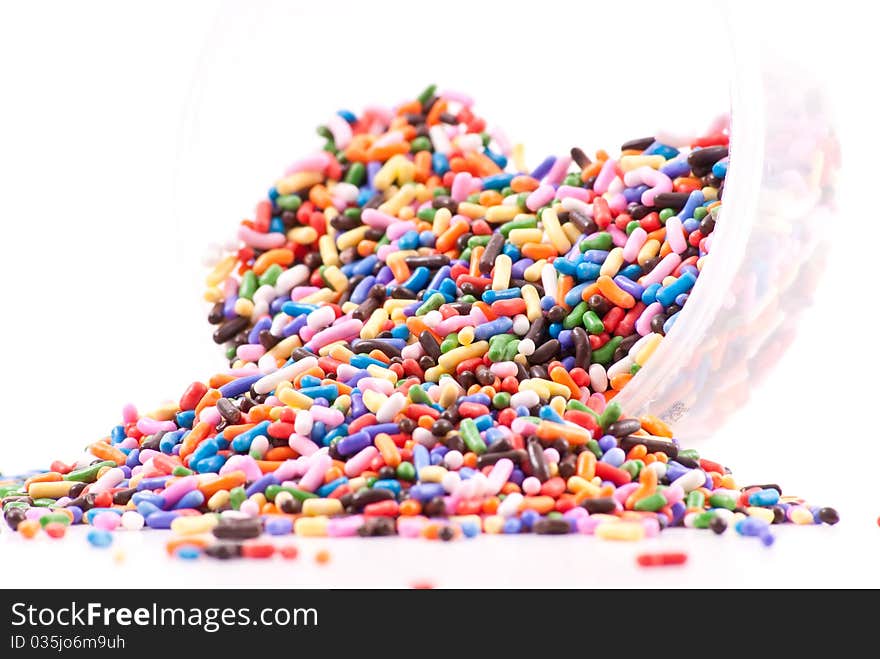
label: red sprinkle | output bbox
[637,552,688,567]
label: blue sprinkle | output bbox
[87,529,113,548]
[176,545,201,560]
[265,517,294,536]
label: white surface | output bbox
[0,1,878,587]
[1,523,878,589]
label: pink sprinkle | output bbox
[639,253,682,287]
[326,114,352,150]
[136,418,176,435]
[623,227,648,262]
[440,89,474,107]
[593,158,619,195]
[289,286,320,301]
[284,152,331,176]
[526,184,555,211]
[555,185,590,203]
[236,344,265,362]
[451,172,473,202]
[665,216,687,254]
[238,225,286,250]
[577,516,603,535]
[608,225,628,248]
[635,302,664,336]
[328,516,363,537]
[387,221,416,240]
[121,403,138,424]
[273,457,308,482]
[362,208,396,228]
[221,455,262,482]
[613,483,640,505]
[93,512,121,531]
[608,193,628,214]
[289,435,319,457]
[544,155,572,186]
[376,244,397,261]
[299,453,332,492]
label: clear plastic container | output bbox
[175,0,838,443]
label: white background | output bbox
[0,0,878,587]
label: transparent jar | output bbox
[175,0,838,443]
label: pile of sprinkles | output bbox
[1,86,838,563]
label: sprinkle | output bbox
[0,87,834,567]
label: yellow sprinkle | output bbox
[432,207,452,234]
[366,364,398,383]
[438,341,489,371]
[374,154,412,191]
[318,340,347,357]
[276,171,324,195]
[518,379,550,399]
[362,308,389,340]
[288,226,319,244]
[595,521,645,541]
[378,183,417,216]
[485,204,520,223]
[323,266,348,293]
[323,206,339,238]
[637,239,661,266]
[418,466,447,483]
[619,155,666,172]
[203,287,224,303]
[269,336,301,360]
[541,207,572,254]
[337,225,370,251]
[208,490,229,510]
[424,365,449,383]
[234,298,255,317]
[790,507,815,525]
[300,288,338,305]
[520,378,570,398]
[523,259,546,282]
[522,284,542,321]
[294,516,329,537]
[382,299,414,312]
[171,514,218,536]
[319,234,340,267]
[28,481,76,499]
[482,515,505,534]
[457,202,488,219]
[334,395,351,414]
[279,387,313,410]
[599,247,624,278]
[458,326,475,346]
[567,477,600,497]
[491,254,512,290]
[512,143,526,173]
[348,477,367,492]
[329,345,355,363]
[302,498,344,517]
[205,254,237,287]
[746,507,775,524]
[362,389,387,414]
[561,221,581,244]
[635,333,663,366]
[438,380,461,407]
[508,228,544,246]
